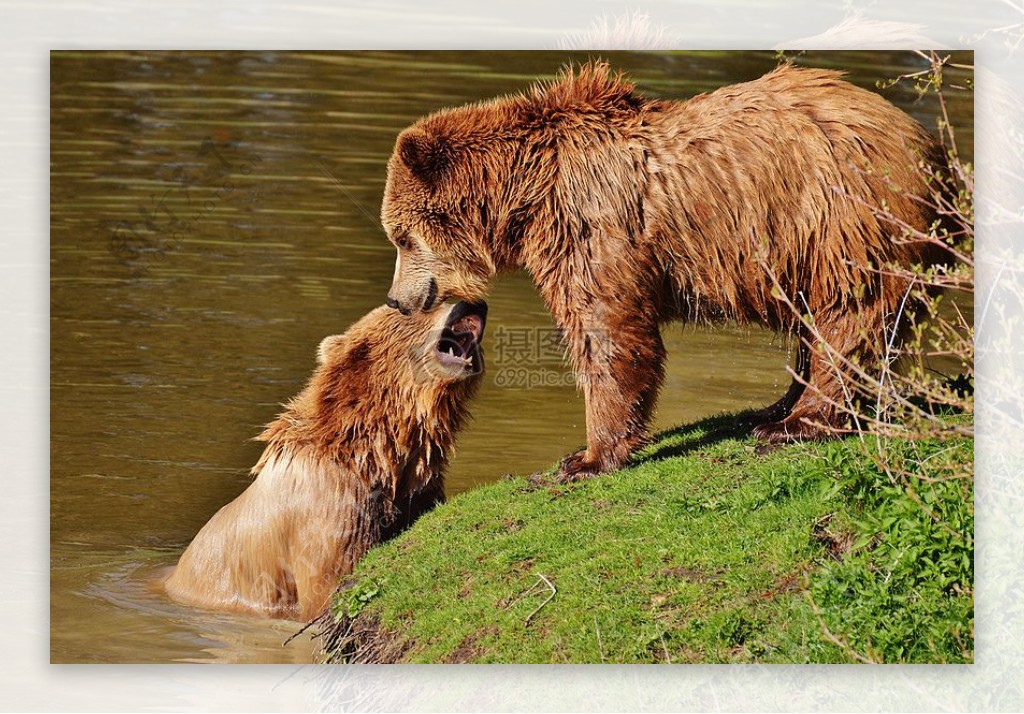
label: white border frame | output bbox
[18,1,1020,710]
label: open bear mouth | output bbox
[434,301,487,374]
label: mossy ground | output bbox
[320,412,973,664]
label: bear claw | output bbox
[752,416,834,444]
[554,451,604,483]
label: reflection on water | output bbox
[50,50,973,663]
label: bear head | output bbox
[379,62,642,316]
[379,106,520,315]
[315,300,488,408]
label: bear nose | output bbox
[386,296,411,316]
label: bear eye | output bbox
[392,232,412,250]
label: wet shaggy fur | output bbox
[164,306,482,620]
[382,62,952,480]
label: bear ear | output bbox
[316,334,347,365]
[397,129,452,183]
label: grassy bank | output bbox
[318,413,973,664]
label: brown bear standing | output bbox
[164,301,487,619]
[382,62,950,481]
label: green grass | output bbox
[320,413,973,664]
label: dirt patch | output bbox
[773,571,802,594]
[754,442,783,456]
[501,517,524,533]
[812,513,855,560]
[758,571,805,600]
[314,611,413,664]
[444,626,499,664]
[661,566,724,583]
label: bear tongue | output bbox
[448,314,483,342]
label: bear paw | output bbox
[554,450,605,483]
[752,415,833,444]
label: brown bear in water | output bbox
[164,301,487,620]
[381,62,952,481]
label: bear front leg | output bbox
[555,305,666,482]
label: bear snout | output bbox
[385,295,412,316]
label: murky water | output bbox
[50,50,972,663]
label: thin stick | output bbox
[283,615,319,647]
[660,634,673,664]
[503,578,543,610]
[806,591,878,664]
[525,574,557,626]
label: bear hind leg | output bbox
[753,308,884,443]
[745,328,811,427]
